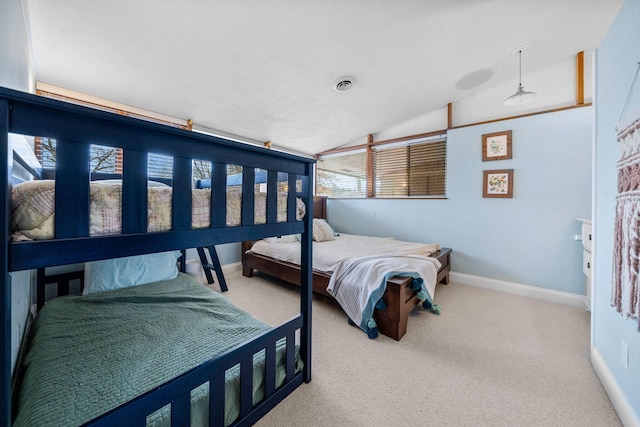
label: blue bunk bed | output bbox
[193,171,292,292]
[0,86,314,426]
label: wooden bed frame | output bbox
[242,196,452,341]
[0,86,314,427]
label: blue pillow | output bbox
[84,250,181,295]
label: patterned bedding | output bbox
[13,273,302,426]
[11,180,305,241]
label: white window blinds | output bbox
[316,149,367,198]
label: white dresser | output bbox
[578,218,592,310]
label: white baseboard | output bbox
[591,346,640,427]
[449,272,586,309]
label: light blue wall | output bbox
[2,0,34,374]
[186,242,239,266]
[594,0,640,420]
[327,106,592,295]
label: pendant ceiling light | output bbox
[504,50,537,106]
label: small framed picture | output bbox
[482,130,512,161]
[483,169,513,198]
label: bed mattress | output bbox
[250,233,441,272]
[11,180,305,241]
[13,273,302,426]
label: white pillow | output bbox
[312,218,336,242]
[83,250,181,295]
[91,179,170,188]
[264,234,300,243]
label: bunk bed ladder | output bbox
[196,245,228,292]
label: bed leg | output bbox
[374,278,411,341]
[242,266,254,277]
[438,269,450,285]
[435,248,452,285]
[241,241,254,278]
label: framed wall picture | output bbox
[483,169,513,198]
[482,130,512,161]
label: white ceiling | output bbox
[24,0,622,155]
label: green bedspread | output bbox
[13,273,301,426]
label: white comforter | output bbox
[250,233,440,272]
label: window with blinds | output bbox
[373,139,446,197]
[35,138,124,173]
[35,138,176,182]
[315,133,446,199]
[147,153,173,180]
[192,159,211,183]
[315,149,367,198]
[34,84,193,184]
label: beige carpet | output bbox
[215,267,620,427]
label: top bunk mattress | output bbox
[11,180,306,241]
[249,233,440,273]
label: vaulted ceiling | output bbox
[24,0,622,155]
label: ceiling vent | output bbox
[334,77,355,92]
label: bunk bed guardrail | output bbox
[0,85,314,426]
